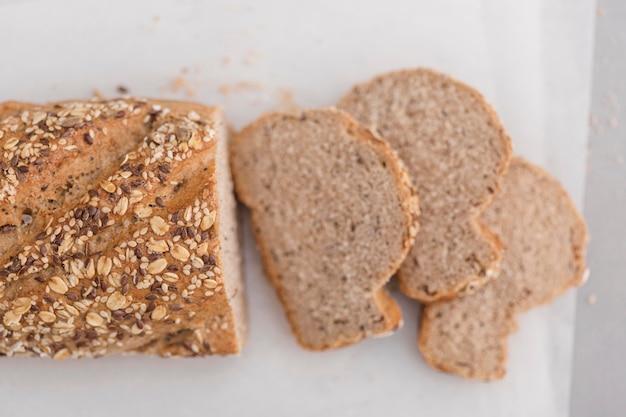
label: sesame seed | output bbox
[12,297,32,315]
[106,292,129,310]
[3,137,19,150]
[150,216,169,236]
[184,206,193,222]
[39,311,56,323]
[204,279,218,289]
[96,256,113,276]
[200,212,216,231]
[147,258,167,274]
[196,242,209,256]
[2,310,21,326]
[114,196,129,215]
[188,135,203,149]
[100,180,117,194]
[86,312,104,327]
[163,272,179,283]
[134,205,152,218]
[151,305,167,321]
[170,245,190,262]
[49,276,69,294]
[147,239,168,253]
[53,348,72,360]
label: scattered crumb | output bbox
[616,154,624,165]
[219,85,232,96]
[586,293,597,305]
[597,8,606,17]
[92,89,105,100]
[278,88,299,111]
[219,81,266,96]
[607,91,620,109]
[609,116,618,128]
[242,50,259,66]
[153,15,160,22]
[222,57,230,67]
[589,113,599,126]
[117,85,129,94]
[237,81,265,91]
[181,67,189,75]
[166,76,197,98]
[172,77,186,92]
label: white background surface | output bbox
[0,0,595,416]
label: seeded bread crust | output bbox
[0,98,246,358]
[231,108,419,350]
[418,157,588,380]
[339,68,512,302]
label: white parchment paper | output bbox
[0,1,595,415]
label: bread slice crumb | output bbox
[418,157,588,380]
[231,108,420,350]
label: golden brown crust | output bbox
[0,98,244,358]
[231,108,419,351]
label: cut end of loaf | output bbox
[231,108,419,350]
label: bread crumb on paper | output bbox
[587,293,597,305]
[278,89,298,111]
[172,77,186,91]
[243,50,258,67]
[219,81,266,97]
[92,89,105,100]
[219,85,231,96]
[167,76,196,98]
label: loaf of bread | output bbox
[230,109,419,350]
[418,157,588,379]
[339,68,512,302]
[0,98,246,358]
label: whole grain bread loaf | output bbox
[418,157,588,380]
[339,68,512,302]
[230,108,419,350]
[0,98,246,358]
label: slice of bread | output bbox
[339,68,512,302]
[418,157,588,380]
[230,108,420,350]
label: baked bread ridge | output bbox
[338,68,512,302]
[0,98,246,358]
[231,108,419,350]
[418,157,588,380]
